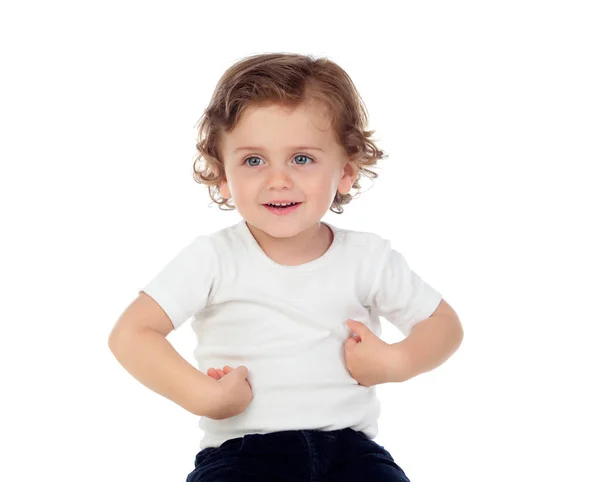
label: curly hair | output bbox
[192,52,387,214]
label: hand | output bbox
[344,320,395,387]
[207,366,233,380]
[206,365,254,420]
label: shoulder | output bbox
[203,221,247,255]
[166,223,239,265]
[330,223,391,254]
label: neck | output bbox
[246,221,332,266]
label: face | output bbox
[218,100,357,239]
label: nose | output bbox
[266,165,294,190]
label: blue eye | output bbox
[244,156,264,167]
[293,155,313,165]
[243,155,314,167]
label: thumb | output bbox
[346,319,368,340]
[345,335,359,350]
[233,365,249,378]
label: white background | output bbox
[1,1,598,481]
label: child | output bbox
[109,52,463,482]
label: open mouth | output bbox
[265,202,300,209]
[263,202,302,215]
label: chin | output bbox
[259,224,303,239]
[247,219,311,239]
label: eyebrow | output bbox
[232,146,324,154]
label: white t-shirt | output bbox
[140,220,442,450]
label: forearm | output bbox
[388,315,463,383]
[108,328,219,417]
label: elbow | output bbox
[108,333,120,356]
[452,317,464,352]
[107,328,130,355]
[108,326,121,352]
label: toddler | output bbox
[109,52,463,482]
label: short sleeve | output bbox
[139,235,217,331]
[367,240,443,336]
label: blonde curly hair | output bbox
[192,52,387,214]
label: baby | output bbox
[109,52,463,482]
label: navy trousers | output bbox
[186,427,411,481]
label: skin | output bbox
[207,98,360,381]
[208,99,463,386]
[218,99,358,266]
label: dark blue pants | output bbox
[186,427,411,481]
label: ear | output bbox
[219,177,231,199]
[337,161,358,195]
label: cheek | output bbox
[315,170,341,191]
[304,176,339,201]
[228,174,257,199]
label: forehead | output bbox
[221,101,337,153]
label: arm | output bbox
[388,298,464,383]
[108,327,220,417]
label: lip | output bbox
[262,200,302,204]
[263,202,302,216]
